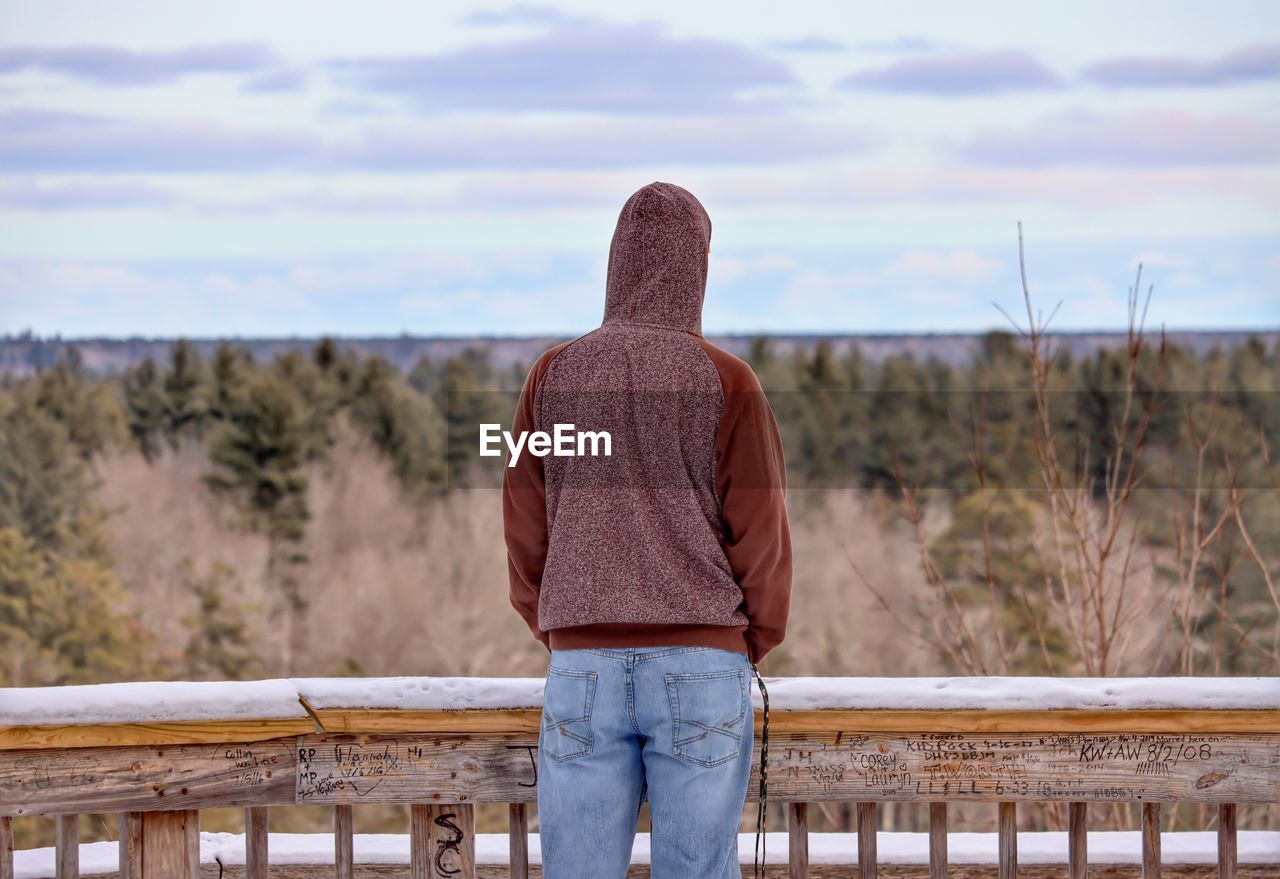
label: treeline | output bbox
[1,331,1277,687]
[0,338,518,685]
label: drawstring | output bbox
[749,661,769,879]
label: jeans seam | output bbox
[634,645,714,662]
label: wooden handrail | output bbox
[3,675,1277,750]
[2,676,1276,878]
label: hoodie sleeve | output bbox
[502,343,569,652]
[695,340,793,665]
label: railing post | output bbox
[140,809,199,879]
[508,803,529,879]
[412,803,476,879]
[1,815,13,879]
[1068,802,1087,879]
[1218,803,1237,879]
[928,802,947,879]
[856,801,877,879]
[119,813,143,879]
[55,814,77,879]
[335,805,354,879]
[998,801,1016,879]
[1142,802,1161,879]
[245,806,268,879]
[788,802,809,879]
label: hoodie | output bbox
[502,181,792,665]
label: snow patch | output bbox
[3,675,1277,728]
[0,679,306,727]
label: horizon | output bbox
[5,324,1278,343]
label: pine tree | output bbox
[122,358,168,460]
[350,356,445,495]
[209,342,255,422]
[0,518,149,687]
[202,371,311,674]
[32,348,129,459]
[179,556,260,681]
[0,387,88,549]
[163,338,209,442]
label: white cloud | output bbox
[1132,249,1181,267]
[882,247,1003,282]
[1166,270,1203,289]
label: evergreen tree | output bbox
[313,336,361,404]
[32,348,128,459]
[209,342,255,422]
[179,556,260,681]
[349,356,445,495]
[0,388,88,549]
[202,371,311,674]
[0,514,149,687]
[429,352,508,488]
[122,358,168,460]
[163,338,209,442]
[272,348,341,460]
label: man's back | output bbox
[503,180,791,666]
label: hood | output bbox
[602,181,711,335]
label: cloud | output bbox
[883,248,1003,282]
[0,107,873,174]
[776,268,877,315]
[0,179,178,210]
[317,98,389,118]
[325,114,874,171]
[11,162,1272,218]
[460,3,586,28]
[0,42,278,85]
[1130,249,1181,268]
[711,253,800,283]
[0,251,597,336]
[771,246,1011,326]
[239,67,309,93]
[0,109,311,172]
[952,108,1280,168]
[1080,43,1280,88]
[706,165,1280,210]
[766,36,847,53]
[836,49,1064,95]
[853,36,951,53]
[322,18,803,114]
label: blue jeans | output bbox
[537,645,755,879]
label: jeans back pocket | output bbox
[664,668,746,767]
[540,667,597,762]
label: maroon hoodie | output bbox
[502,181,792,665]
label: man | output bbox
[503,180,792,879]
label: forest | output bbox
[4,321,1276,687]
[2,320,1277,841]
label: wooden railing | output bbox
[1,675,1277,877]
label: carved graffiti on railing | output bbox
[294,733,540,804]
[0,740,297,815]
[433,811,466,876]
[3,728,1277,816]
[754,731,1280,803]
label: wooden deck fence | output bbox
[1,676,1277,877]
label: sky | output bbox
[1,0,1277,338]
